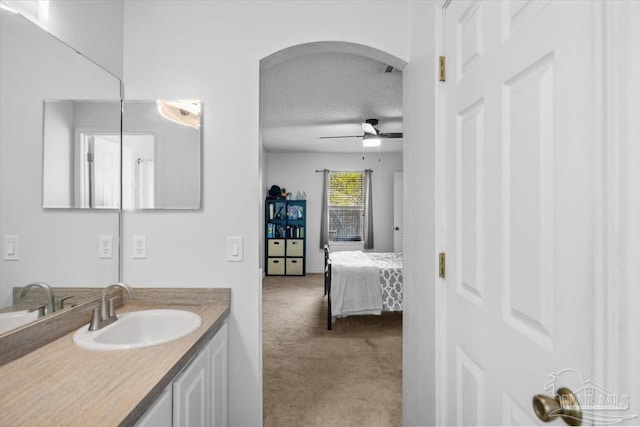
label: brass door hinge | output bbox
[439,56,446,82]
[439,252,446,278]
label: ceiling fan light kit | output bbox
[362,136,381,147]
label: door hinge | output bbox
[86,152,94,163]
[439,56,446,82]
[439,252,446,278]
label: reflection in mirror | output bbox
[0,287,103,335]
[43,100,121,209]
[123,100,202,209]
[0,9,120,331]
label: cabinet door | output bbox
[208,322,228,427]
[174,347,208,427]
[134,385,172,427]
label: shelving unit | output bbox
[265,199,306,276]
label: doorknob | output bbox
[532,387,582,426]
[394,227,400,231]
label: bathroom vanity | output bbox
[1,11,230,426]
[0,288,230,427]
[136,321,228,427]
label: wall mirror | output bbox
[42,99,202,210]
[122,100,202,210]
[0,9,120,331]
[43,100,122,209]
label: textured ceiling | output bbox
[261,52,403,154]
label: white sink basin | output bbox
[73,309,202,351]
[0,310,40,334]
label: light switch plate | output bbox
[4,235,19,260]
[227,236,243,262]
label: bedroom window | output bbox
[328,171,365,241]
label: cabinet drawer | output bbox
[286,239,304,257]
[267,258,285,275]
[267,239,285,256]
[286,258,303,275]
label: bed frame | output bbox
[324,245,403,331]
[324,245,333,330]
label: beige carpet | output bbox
[263,274,402,427]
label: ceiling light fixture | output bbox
[362,136,381,147]
[156,100,201,130]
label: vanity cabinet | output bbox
[173,342,209,425]
[208,321,228,427]
[135,322,228,427]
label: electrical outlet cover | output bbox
[133,235,146,259]
[99,235,113,259]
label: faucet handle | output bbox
[58,296,73,310]
[89,308,101,331]
[107,296,119,319]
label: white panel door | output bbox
[91,134,120,208]
[444,1,598,425]
[393,172,404,252]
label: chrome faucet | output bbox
[89,282,134,331]
[28,305,47,318]
[18,282,55,315]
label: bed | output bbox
[324,246,403,330]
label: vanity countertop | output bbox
[0,291,230,427]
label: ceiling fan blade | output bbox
[319,135,362,139]
[362,122,378,135]
[379,132,403,139]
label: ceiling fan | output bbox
[319,119,403,147]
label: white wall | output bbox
[0,11,121,307]
[265,152,402,273]
[403,1,438,425]
[625,8,640,417]
[121,1,409,425]
[42,101,74,207]
[4,0,124,79]
[627,0,640,414]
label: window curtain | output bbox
[363,169,374,249]
[319,169,329,249]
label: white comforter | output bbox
[330,251,382,319]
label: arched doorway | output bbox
[259,41,406,425]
